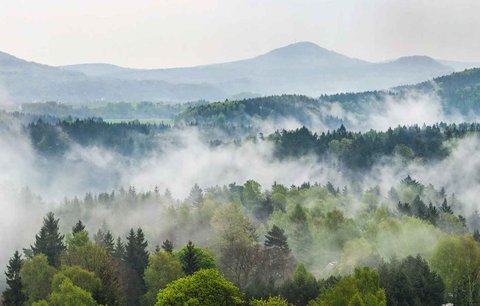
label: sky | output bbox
[1,0,480,68]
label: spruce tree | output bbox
[103,230,115,255]
[182,241,199,275]
[31,212,65,267]
[124,229,137,266]
[135,228,149,277]
[113,237,126,260]
[161,239,174,254]
[2,251,26,306]
[72,220,85,234]
[124,228,149,277]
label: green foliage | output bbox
[61,241,119,306]
[431,235,480,305]
[155,269,244,306]
[72,220,86,234]
[176,241,216,275]
[250,296,290,306]
[20,254,57,304]
[51,266,101,297]
[66,230,90,250]
[31,212,65,267]
[280,263,318,306]
[312,267,386,306]
[265,225,289,251]
[48,278,98,306]
[379,255,444,306]
[2,251,26,306]
[161,239,174,253]
[124,228,149,278]
[144,251,185,305]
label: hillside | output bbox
[176,68,480,131]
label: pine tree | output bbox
[31,212,65,267]
[2,251,26,306]
[182,241,199,275]
[161,239,174,253]
[265,225,289,252]
[72,220,85,234]
[113,237,126,260]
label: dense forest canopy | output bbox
[2,67,480,305]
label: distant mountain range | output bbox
[1,42,479,105]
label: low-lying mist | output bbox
[1,90,480,290]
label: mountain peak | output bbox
[265,41,334,57]
[391,55,440,66]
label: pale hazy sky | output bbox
[1,0,479,68]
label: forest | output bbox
[2,68,480,306]
[3,174,480,305]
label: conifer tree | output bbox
[182,241,199,275]
[30,212,65,267]
[72,220,85,234]
[2,251,26,306]
[265,225,289,252]
[124,228,149,277]
[124,229,137,265]
[135,228,149,277]
[161,239,174,254]
[113,237,126,260]
[103,230,115,255]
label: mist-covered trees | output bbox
[3,174,479,305]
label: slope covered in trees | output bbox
[3,173,480,305]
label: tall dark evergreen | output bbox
[125,229,137,266]
[182,241,200,275]
[72,220,86,234]
[265,225,289,252]
[135,228,149,277]
[30,212,65,266]
[124,228,149,277]
[113,236,126,260]
[161,239,174,253]
[2,251,26,306]
[103,230,115,255]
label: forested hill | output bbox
[176,68,480,129]
[19,117,480,171]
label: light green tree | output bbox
[312,267,386,306]
[20,254,57,304]
[144,251,184,305]
[430,235,480,305]
[155,269,244,305]
[250,296,290,306]
[51,265,101,298]
[49,278,97,306]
